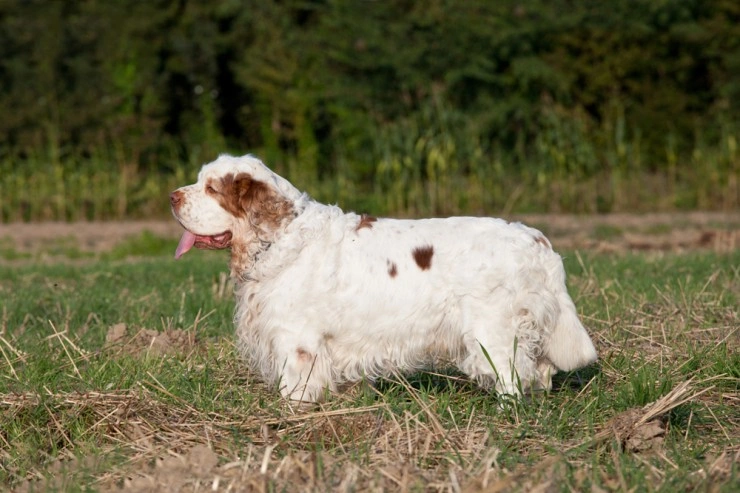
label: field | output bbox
[0,214,738,492]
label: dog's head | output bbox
[170,154,300,262]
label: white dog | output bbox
[170,154,597,403]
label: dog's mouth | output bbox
[175,230,233,259]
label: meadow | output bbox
[0,229,737,491]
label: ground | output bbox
[0,212,737,255]
[1,212,737,492]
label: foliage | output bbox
[0,0,738,216]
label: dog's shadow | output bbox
[372,368,476,396]
[369,362,602,401]
[551,362,601,392]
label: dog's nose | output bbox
[170,190,182,207]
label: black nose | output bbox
[170,191,182,206]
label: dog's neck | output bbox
[229,199,345,284]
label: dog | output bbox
[170,154,597,403]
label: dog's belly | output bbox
[321,305,465,379]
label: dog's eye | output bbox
[206,185,218,194]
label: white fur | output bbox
[171,154,598,403]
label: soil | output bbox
[0,220,183,254]
[0,212,737,255]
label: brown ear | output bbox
[214,173,250,218]
[219,173,293,228]
[236,175,280,220]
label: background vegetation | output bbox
[1,0,738,219]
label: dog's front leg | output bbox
[277,346,334,404]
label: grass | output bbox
[0,235,738,491]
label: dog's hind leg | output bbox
[458,310,536,395]
[456,301,540,397]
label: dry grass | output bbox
[3,374,728,493]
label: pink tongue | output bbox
[175,231,197,259]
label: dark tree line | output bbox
[1,0,738,178]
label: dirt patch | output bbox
[0,221,183,254]
[104,323,199,357]
[607,408,667,453]
[119,444,220,493]
[579,378,711,454]
[511,212,739,253]
[701,448,740,484]
[0,212,737,256]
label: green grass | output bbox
[0,243,738,491]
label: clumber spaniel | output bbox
[170,154,597,403]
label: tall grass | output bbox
[1,108,737,222]
[1,146,186,223]
[363,103,739,216]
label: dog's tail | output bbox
[544,291,598,371]
[523,250,597,371]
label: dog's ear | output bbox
[220,173,294,228]
[213,172,263,218]
[234,174,270,215]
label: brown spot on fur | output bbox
[534,235,551,249]
[412,245,434,270]
[387,260,398,278]
[296,347,313,364]
[356,214,377,231]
